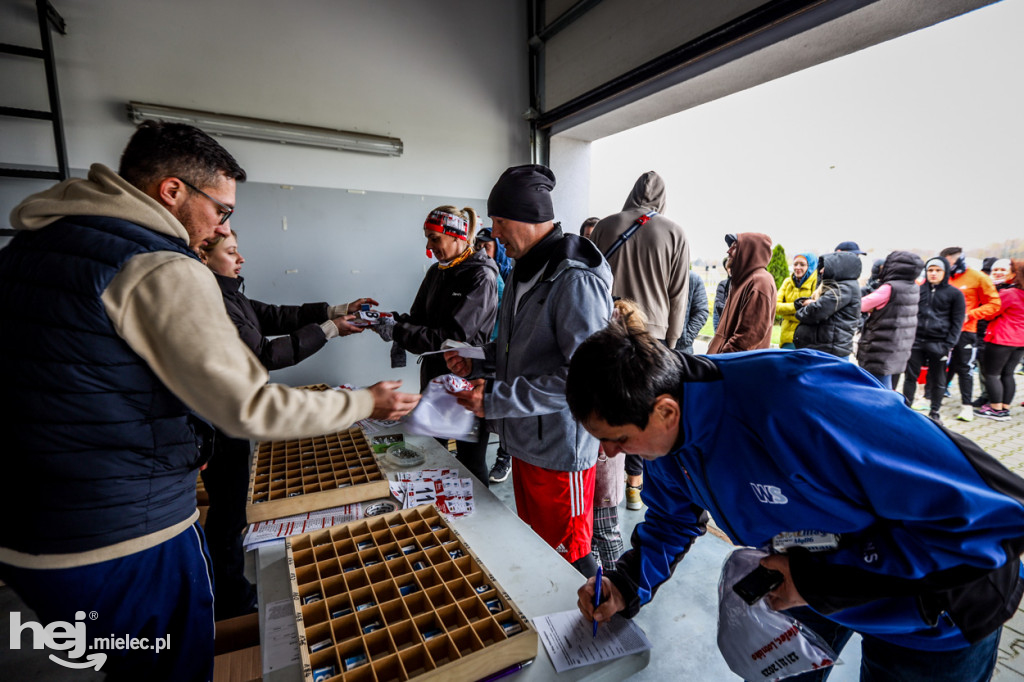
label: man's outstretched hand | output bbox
[367,380,420,420]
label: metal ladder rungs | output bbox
[0,168,63,180]
[0,106,54,121]
[0,43,46,58]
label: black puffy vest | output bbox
[0,216,205,554]
[857,251,923,376]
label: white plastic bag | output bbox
[718,548,837,681]
[401,374,479,442]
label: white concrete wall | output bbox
[0,0,532,390]
[548,135,593,232]
[1,0,530,198]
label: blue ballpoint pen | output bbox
[593,565,603,637]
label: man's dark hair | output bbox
[567,319,683,428]
[579,217,599,235]
[118,120,247,190]
[939,246,963,259]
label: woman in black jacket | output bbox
[199,231,374,618]
[374,206,498,486]
[794,251,863,357]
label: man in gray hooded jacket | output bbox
[447,165,612,576]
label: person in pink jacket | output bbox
[975,259,1024,421]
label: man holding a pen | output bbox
[567,318,1024,681]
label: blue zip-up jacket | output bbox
[608,349,1024,650]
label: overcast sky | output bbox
[589,0,1023,266]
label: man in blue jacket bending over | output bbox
[568,319,1024,681]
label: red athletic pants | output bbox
[511,458,595,564]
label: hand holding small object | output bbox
[577,573,623,628]
[346,297,380,314]
[333,314,364,336]
[374,315,396,342]
[445,350,472,377]
[759,554,807,611]
[452,378,485,418]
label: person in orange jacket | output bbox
[940,246,1000,422]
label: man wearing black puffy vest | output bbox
[0,121,419,680]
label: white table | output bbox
[256,432,649,681]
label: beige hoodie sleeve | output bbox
[103,251,374,440]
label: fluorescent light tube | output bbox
[126,101,402,157]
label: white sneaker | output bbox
[956,405,974,422]
[911,398,930,411]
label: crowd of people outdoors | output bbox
[2,121,1023,682]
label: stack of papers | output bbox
[534,610,652,673]
[389,469,475,517]
[243,504,363,551]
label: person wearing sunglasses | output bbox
[372,206,499,486]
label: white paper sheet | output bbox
[262,598,301,675]
[243,504,363,550]
[418,339,486,359]
[534,609,652,673]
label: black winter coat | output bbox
[794,251,863,357]
[215,274,329,370]
[393,248,498,390]
[913,259,965,354]
[713,278,729,331]
[856,251,924,376]
[676,270,709,352]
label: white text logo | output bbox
[9,611,172,670]
[750,483,789,504]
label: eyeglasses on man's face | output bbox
[179,178,234,225]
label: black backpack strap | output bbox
[603,210,657,261]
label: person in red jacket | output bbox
[940,247,1000,422]
[975,259,1024,421]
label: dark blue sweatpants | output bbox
[1,521,215,682]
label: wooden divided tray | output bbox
[246,426,390,524]
[286,506,538,682]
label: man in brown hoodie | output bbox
[708,233,776,353]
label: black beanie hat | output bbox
[487,164,556,223]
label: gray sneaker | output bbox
[489,454,511,483]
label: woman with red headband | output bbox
[374,205,499,485]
